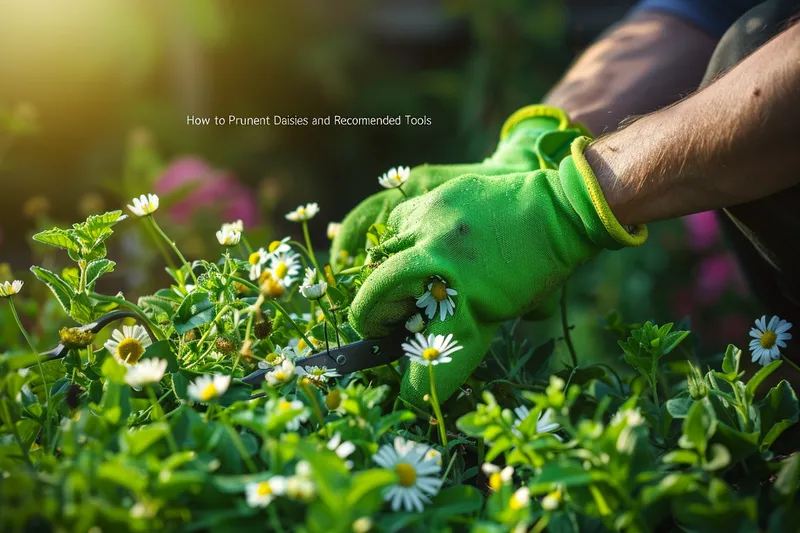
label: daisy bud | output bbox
[326,390,342,411]
[352,517,373,533]
[59,327,95,349]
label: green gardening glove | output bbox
[331,105,591,267]
[349,137,647,405]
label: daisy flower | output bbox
[124,358,168,388]
[541,488,563,511]
[216,225,241,246]
[509,487,531,511]
[378,166,410,190]
[221,220,244,233]
[290,336,322,356]
[402,333,462,366]
[372,437,442,512]
[419,446,442,466]
[327,222,341,240]
[257,345,297,369]
[285,203,319,222]
[105,324,152,365]
[327,433,356,469]
[513,406,562,441]
[245,476,287,508]
[416,276,457,321]
[127,193,159,217]
[268,252,301,287]
[187,374,231,403]
[266,237,292,257]
[265,359,296,387]
[286,461,316,501]
[0,280,23,298]
[482,463,514,491]
[247,248,269,281]
[266,397,309,431]
[749,315,792,366]
[302,267,317,287]
[405,313,425,334]
[300,281,327,301]
[296,365,340,385]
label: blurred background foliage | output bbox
[0,0,758,373]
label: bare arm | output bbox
[544,10,718,134]
[584,22,800,226]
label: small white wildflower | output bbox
[187,374,231,403]
[749,315,792,366]
[265,359,296,387]
[405,313,425,333]
[104,325,152,365]
[327,433,356,469]
[327,222,342,240]
[0,280,24,298]
[124,358,167,388]
[267,397,309,431]
[509,487,530,511]
[416,276,457,321]
[482,463,514,490]
[285,203,319,222]
[300,281,328,301]
[378,166,410,190]
[402,332,462,366]
[372,437,442,512]
[127,193,159,217]
[247,248,269,281]
[296,365,340,385]
[216,225,241,246]
[245,476,287,507]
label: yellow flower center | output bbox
[394,462,417,487]
[268,240,281,253]
[275,262,288,279]
[296,339,308,351]
[273,370,288,382]
[262,278,285,299]
[265,352,280,363]
[430,281,448,302]
[760,330,777,349]
[116,338,145,364]
[278,399,292,411]
[489,472,503,491]
[510,494,527,511]
[200,383,218,401]
[248,252,262,265]
[256,482,272,496]
[422,348,441,361]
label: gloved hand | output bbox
[331,105,590,266]
[349,137,647,405]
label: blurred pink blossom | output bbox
[155,156,258,227]
[695,253,747,304]
[682,211,720,251]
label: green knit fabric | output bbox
[330,106,586,262]
[348,137,647,406]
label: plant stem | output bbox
[781,354,800,374]
[223,421,258,473]
[0,400,32,468]
[197,304,230,346]
[301,221,321,276]
[428,365,448,449]
[148,215,198,285]
[89,292,166,341]
[8,298,49,402]
[441,450,458,481]
[560,286,578,367]
[397,185,408,198]
[337,266,364,276]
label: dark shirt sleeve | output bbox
[630,0,766,37]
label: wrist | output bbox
[583,142,638,227]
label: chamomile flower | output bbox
[296,365,340,385]
[268,252,301,287]
[416,276,457,321]
[216,225,241,246]
[378,166,410,189]
[290,336,322,356]
[265,359,296,387]
[510,487,531,511]
[749,315,792,366]
[482,463,514,491]
[187,374,231,403]
[245,477,287,508]
[405,313,425,334]
[402,332,462,366]
[247,248,269,280]
[266,397,309,430]
[300,281,327,301]
[327,433,356,469]
[127,193,159,217]
[124,358,167,388]
[266,237,292,257]
[421,447,442,466]
[0,280,23,298]
[513,405,562,441]
[541,488,563,511]
[327,222,341,240]
[286,461,316,501]
[105,325,152,365]
[302,267,317,286]
[372,437,442,512]
[285,203,319,222]
[221,220,244,233]
[257,345,297,369]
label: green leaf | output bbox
[121,422,170,455]
[429,485,483,518]
[375,410,416,436]
[80,210,128,241]
[69,293,96,324]
[722,344,742,376]
[97,460,148,493]
[661,329,690,355]
[32,228,82,253]
[101,356,128,384]
[173,292,215,334]
[139,295,177,319]
[773,454,800,501]
[682,401,716,455]
[745,359,783,402]
[142,340,179,373]
[703,443,731,471]
[758,380,799,449]
[346,469,397,507]
[29,266,75,315]
[85,259,116,288]
[666,396,693,419]
[662,449,699,465]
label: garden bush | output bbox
[0,197,799,533]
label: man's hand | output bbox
[330,106,588,267]
[349,138,647,405]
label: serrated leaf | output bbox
[77,210,128,242]
[139,295,177,318]
[173,292,216,334]
[70,293,96,324]
[32,228,82,253]
[85,259,116,288]
[29,265,75,315]
[661,329,690,355]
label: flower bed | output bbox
[0,196,798,533]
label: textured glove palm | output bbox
[349,137,647,405]
[330,106,589,265]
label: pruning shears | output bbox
[38,311,407,385]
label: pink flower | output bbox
[155,157,258,227]
[682,211,720,251]
[695,253,747,304]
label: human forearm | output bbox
[544,10,718,134]
[584,22,800,226]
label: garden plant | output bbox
[1,184,799,533]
